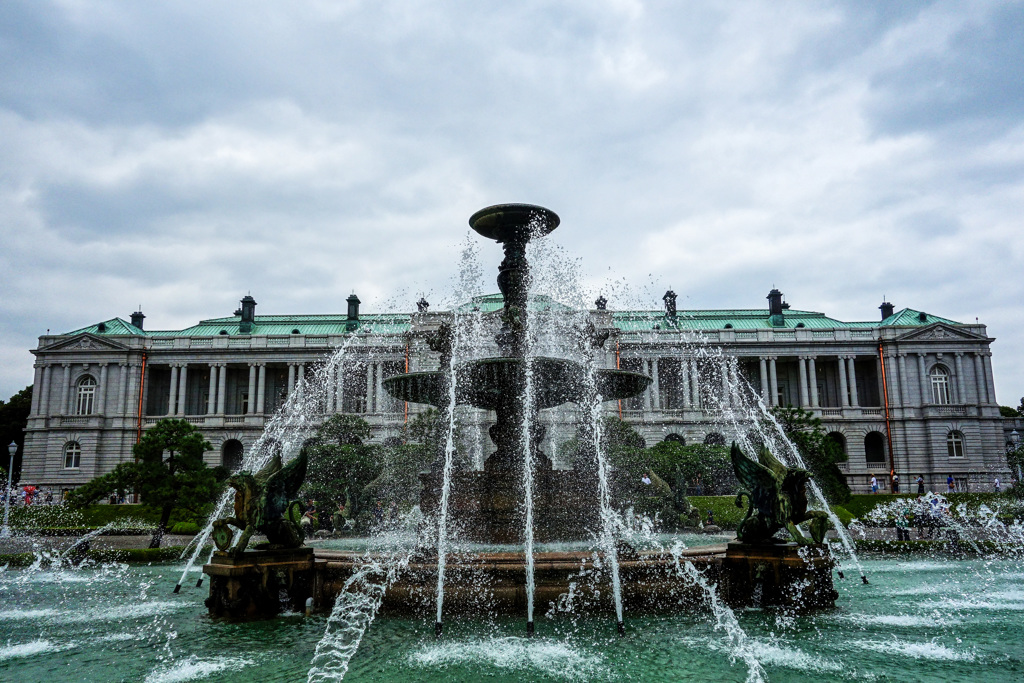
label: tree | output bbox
[67,419,220,547]
[999,405,1020,418]
[645,441,736,496]
[770,406,851,504]
[0,386,32,482]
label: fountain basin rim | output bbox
[469,203,560,242]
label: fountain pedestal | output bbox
[204,547,315,619]
[719,542,838,610]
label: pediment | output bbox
[894,323,986,343]
[40,333,129,353]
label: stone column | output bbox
[336,364,345,413]
[898,354,909,405]
[61,363,72,415]
[954,353,966,404]
[298,363,305,389]
[287,363,296,394]
[257,363,266,414]
[917,353,929,405]
[217,364,227,414]
[38,365,51,416]
[808,357,819,407]
[97,363,108,414]
[680,358,691,408]
[798,357,809,407]
[651,358,661,410]
[847,357,859,407]
[719,359,730,408]
[366,363,374,413]
[837,356,849,408]
[982,353,997,405]
[377,362,387,413]
[177,364,188,415]
[207,364,217,414]
[247,363,257,414]
[759,357,769,403]
[117,363,128,415]
[30,364,43,415]
[324,364,335,413]
[168,364,179,416]
[768,357,778,406]
[689,358,701,408]
[973,353,987,404]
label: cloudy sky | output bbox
[1,0,1022,405]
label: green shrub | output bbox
[169,521,200,535]
[689,496,746,530]
[829,505,854,528]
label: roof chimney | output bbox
[346,293,361,320]
[662,290,677,318]
[130,309,145,330]
[767,288,788,327]
[235,295,256,334]
[879,301,894,321]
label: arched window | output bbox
[222,439,244,471]
[930,366,951,405]
[64,442,82,469]
[664,433,686,445]
[864,432,886,463]
[75,376,97,415]
[947,430,965,458]
[704,432,726,446]
[827,432,847,455]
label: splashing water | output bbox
[307,545,415,681]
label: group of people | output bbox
[0,484,52,506]
[870,473,1004,495]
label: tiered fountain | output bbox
[204,204,838,636]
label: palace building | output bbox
[20,289,1011,497]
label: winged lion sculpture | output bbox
[731,442,830,545]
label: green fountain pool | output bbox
[2,555,1022,682]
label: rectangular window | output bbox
[64,445,81,468]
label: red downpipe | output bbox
[878,343,896,478]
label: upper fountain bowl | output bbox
[468,203,560,243]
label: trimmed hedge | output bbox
[0,545,205,567]
[686,495,856,530]
[852,539,1011,555]
[9,504,209,530]
[844,492,1020,523]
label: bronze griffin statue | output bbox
[731,442,830,545]
[212,447,308,556]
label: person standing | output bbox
[870,474,878,494]
[892,474,900,494]
[947,474,955,493]
[916,475,925,495]
[994,477,1001,493]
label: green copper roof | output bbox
[64,318,146,336]
[60,299,963,338]
[882,308,957,326]
[452,293,576,314]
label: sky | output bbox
[1,0,1023,406]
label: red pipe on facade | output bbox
[135,352,147,448]
[878,343,896,478]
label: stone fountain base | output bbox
[203,547,315,619]
[718,542,839,611]
[204,543,838,619]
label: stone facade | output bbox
[21,293,1010,497]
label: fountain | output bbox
[201,204,839,636]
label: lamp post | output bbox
[1,444,15,540]
[1009,429,1021,483]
